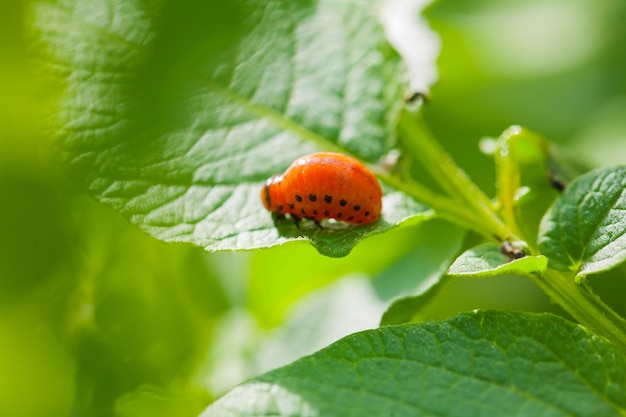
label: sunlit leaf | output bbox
[33,0,436,256]
[539,165,626,279]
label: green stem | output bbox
[532,270,626,354]
[396,110,511,241]
[494,131,524,239]
[399,112,493,207]
[375,169,497,239]
[493,126,553,243]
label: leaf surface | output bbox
[201,311,626,417]
[448,242,547,278]
[539,165,626,278]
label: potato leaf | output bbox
[539,165,626,279]
[33,0,435,256]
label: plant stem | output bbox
[375,169,497,239]
[532,270,626,354]
[396,110,512,241]
[494,129,524,239]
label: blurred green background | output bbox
[2,0,626,416]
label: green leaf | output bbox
[33,0,433,256]
[448,243,548,278]
[539,165,626,279]
[201,311,626,417]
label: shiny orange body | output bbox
[261,152,382,225]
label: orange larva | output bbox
[261,152,383,226]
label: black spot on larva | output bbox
[337,212,343,218]
[288,203,295,210]
[312,209,318,215]
[348,216,354,221]
[358,220,363,224]
[353,205,361,211]
[295,194,303,202]
[309,194,317,202]
[339,199,347,206]
[324,210,330,216]
[301,208,307,215]
[324,195,332,203]
[365,211,370,216]
[277,205,284,211]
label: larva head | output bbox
[261,175,285,212]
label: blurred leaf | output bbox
[32,0,437,256]
[67,197,227,416]
[571,97,626,167]
[448,243,547,278]
[0,167,73,301]
[379,279,445,326]
[381,240,547,326]
[201,311,626,417]
[373,220,464,326]
[198,310,266,397]
[253,277,388,377]
[249,218,459,327]
[249,229,411,328]
[381,272,560,327]
[371,219,465,299]
[539,165,626,280]
[114,384,210,417]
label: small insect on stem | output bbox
[548,170,566,191]
[500,240,526,262]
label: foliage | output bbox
[3,0,626,416]
[204,311,626,417]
